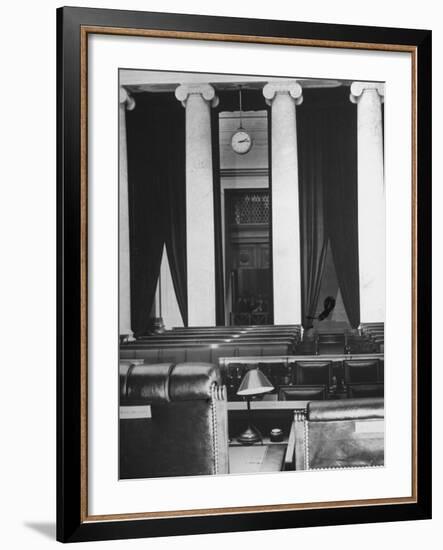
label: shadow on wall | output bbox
[23,522,56,540]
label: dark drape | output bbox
[322,96,360,328]
[126,94,165,337]
[163,98,188,327]
[126,93,187,336]
[297,105,329,329]
[211,108,225,325]
[297,88,360,328]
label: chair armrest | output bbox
[284,420,296,470]
[293,409,307,470]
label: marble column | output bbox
[263,81,303,325]
[350,82,385,323]
[119,87,135,339]
[175,84,219,326]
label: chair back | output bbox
[278,385,327,401]
[293,398,384,470]
[344,359,380,383]
[120,362,228,479]
[295,361,332,386]
[347,383,384,398]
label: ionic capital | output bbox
[263,81,303,106]
[350,82,385,104]
[175,84,219,108]
[119,87,136,111]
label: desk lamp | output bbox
[236,368,274,445]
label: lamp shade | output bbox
[237,368,274,396]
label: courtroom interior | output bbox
[119,70,385,479]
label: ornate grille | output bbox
[230,192,270,225]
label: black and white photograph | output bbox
[118,69,385,480]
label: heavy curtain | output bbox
[126,92,187,336]
[322,97,360,328]
[163,98,188,328]
[297,88,360,329]
[297,104,329,329]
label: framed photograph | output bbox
[57,6,431,543]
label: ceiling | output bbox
[120,69,351,93]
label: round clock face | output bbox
[231,130,252,155]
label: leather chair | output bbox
[260,361,292,387]
[343,359,380,383]
[291,398,384,470]
[347,382,384,398]
[295,361,332,386]
[278,385,327,401]
[120,362,228,479]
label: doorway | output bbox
[225,189,273,325]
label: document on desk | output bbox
[229,445,286,474]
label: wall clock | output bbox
[231,129,252,154]
[231,87,252,154]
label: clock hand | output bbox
[238,138,250,143]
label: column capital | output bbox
[350,82,384,104]
[263,81,303,106]
[119,87,136,111]
[175,83,219,108]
